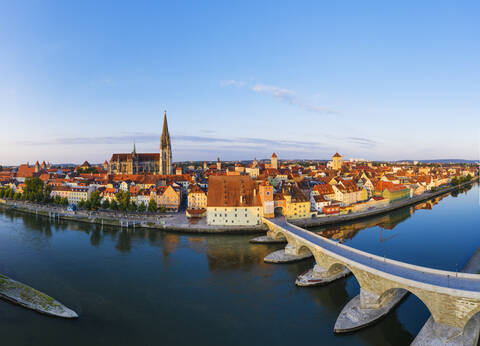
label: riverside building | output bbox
[206,175,263,226]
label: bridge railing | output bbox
[265,218,480,282]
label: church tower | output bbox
[159,111,173,175]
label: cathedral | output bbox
[108,112,173,175]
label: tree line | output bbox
[450,174,473,186]
[0,177,166,213]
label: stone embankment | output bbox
[0,179,476,234]
[0,274,78,318]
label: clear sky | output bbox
[1,1,479,165]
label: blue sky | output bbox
[0,1,479,165]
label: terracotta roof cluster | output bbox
[207,175,261,207]
[283,185,309,203]
[188,183,206,194]
[375,181,408,193]
[312,184,334,195]
[16,164,37,178]
[339,180,361,192]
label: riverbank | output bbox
[0,179,476,234]
[293,179,478,228]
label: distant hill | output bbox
[397,159,478,164]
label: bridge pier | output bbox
[250,230,287,244]
[412,315,480,346]
[261,217,480,339]
[296,262,351,287]
[264,241,313,263]
[334,287,408,333]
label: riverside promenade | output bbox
[0,179,476,234]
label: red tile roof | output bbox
[207,175,261,207]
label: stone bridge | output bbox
[264,217,480,334]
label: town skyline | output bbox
[1,1,479,165]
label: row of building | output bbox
[1,151,477,227]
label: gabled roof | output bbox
[207,175,261,207]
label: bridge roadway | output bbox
[270,218,480,293]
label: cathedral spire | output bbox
[161,111,170,146]
[159,110,173,175]
[132,138,136,155]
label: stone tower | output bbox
[332,152,343,170]
[160,111,173,175]
[271,152,278,169]
[259,180,274,218]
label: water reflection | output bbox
[312,192,451,243]
[0,183,477,346]
[0,186,472,259]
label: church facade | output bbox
[108,112,173,175]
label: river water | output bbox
[0,183,478,346]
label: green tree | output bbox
[84,199,92,210]
[7,188,14,199]
[138,202,146,213]
[61,197,68,206]
[77,167,98,174]
[158,205,166,213]
[13,192,21,200]
[110,199,119,211]
[54,195,62,205]
[24,177,44,202]
[116,190,130,212]
[128,201,137,212]
[147,198,157,213]
[88,191,102,210]
[78,199,85,209]
[101,199,110,209]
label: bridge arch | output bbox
[296,244,315,257]
[327,262,352,278]
[460,304,480,330]
[376,286,438,322]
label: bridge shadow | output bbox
[276,254,427,345]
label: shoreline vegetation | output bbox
[0,178,476,234]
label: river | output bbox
[0,183,478,346]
